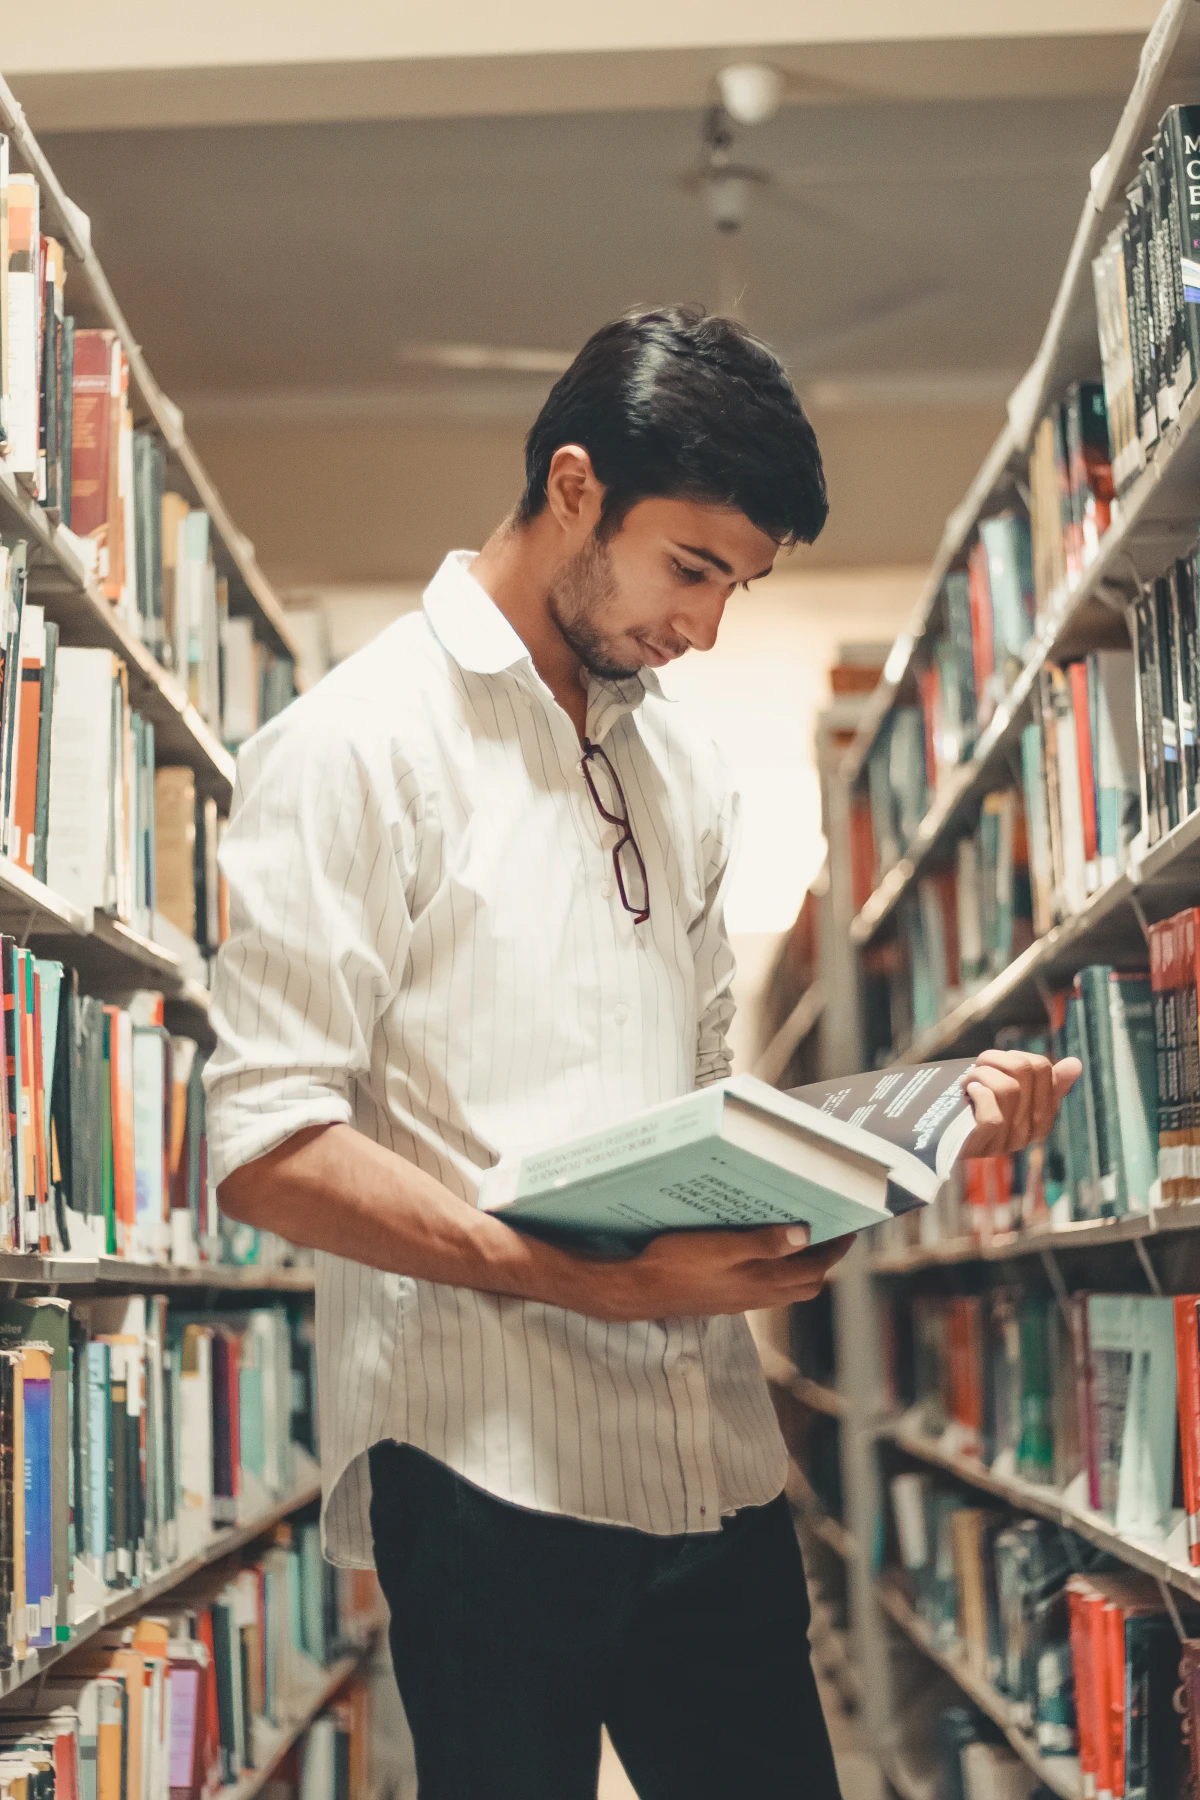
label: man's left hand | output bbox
[959,1047,1082,1159]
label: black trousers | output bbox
[368,1441,843,1799]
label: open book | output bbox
[478,1060,978,1256]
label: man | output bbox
[209,306,1078,1799]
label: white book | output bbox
[222,614,260,745]
[479,1064,978,1255]
[299,1718,337,1800]
[1093,649,1139,884]
[46,648,118,913]
[1050,670,1088,916]
[5,173,38,482]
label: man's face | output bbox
[547,496,780,681]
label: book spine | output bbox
[32,620,57,889]
[1154,574,1182,833]
[1176,551,1200,816]
[1175,1296,1200,1563]
[1166,105,1200,408]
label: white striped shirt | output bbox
[205,551,786,1565]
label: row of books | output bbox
[0,1535,377,1800]
[276,1679,371,1800]
[888,1283,1200,1551]
[896,793,1034,1039]
[885,902,1200,1249]
[889,1475,1194,1797]
[1021,651,1141,933]
[0,541,230,956]
[930,1705,1062,1800]
[0,145,295,751]
[1028,382,1115,616]
[0,966,213,1262]
[1131,551,1200,847]
[0,1289,320,1671]
[1093,102,1200,493]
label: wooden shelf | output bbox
[0,1480,323,1700]
[757,1346,847,1419]
[879,1420,1200,1605]
[0,73,298,672]
[0,1253,314,1291]
[869,1198,1200,1272]
[875,1580,1081,1800]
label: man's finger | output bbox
[736,1223,812,1261]
[1052,1057,1083,1097]
[966,1076,1005,1130]
[1029,1056,1056,1143]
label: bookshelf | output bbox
[782,2,1200,1791]
[0,67,351,1800]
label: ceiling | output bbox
[29,59,1138,583]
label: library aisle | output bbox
[7,2,1200,1798]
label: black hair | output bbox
[516,305,827,545]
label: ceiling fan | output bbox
[393,65,947,390]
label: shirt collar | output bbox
[422,549,666,708]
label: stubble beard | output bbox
[547,533,641,682]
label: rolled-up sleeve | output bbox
[204,703,416,1186]
[692,767,741,1089]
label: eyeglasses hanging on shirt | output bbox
[580,739,650,924]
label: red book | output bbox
[1180,908,1200,1203]
[70,328,119,543]
[1103,1601,1126,1800]
[967,539,995,722]
[1175,1295,1200,1566]
[1067,1580,1099,1795]
[1068,660,1098,872]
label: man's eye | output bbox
[670,559,706,585]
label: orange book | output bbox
[1175,1296,1200,1566]
[1067,1580,1099,1797]
[1068,659,1098,874]
[967,538,995,722]
[95,1673,125,1800]
[9,606,44,873]
[72,1647,146,1800]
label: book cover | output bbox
[479,1064,978,1252]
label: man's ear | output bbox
[544,444,604,536]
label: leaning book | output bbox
[478,1061,978,1255]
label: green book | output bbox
[478,1066,978,1255]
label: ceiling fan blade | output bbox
[396,342,573,374]
[779,286,948,364]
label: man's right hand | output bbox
[554,1224,853,1322]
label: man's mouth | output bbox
[634,636,686,668]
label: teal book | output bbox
[1063,991,1099,1218]
[979,514,1035,672]
[478,1066,978,1255]
[1106,970,1159,1211]
[1088,1294,1178,1539]
[84,1340,110,1580]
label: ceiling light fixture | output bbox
[715,63,785,127]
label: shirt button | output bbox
[613,1003,629,1024]
[600,878,614,900]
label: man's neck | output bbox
[471,523,589,740]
